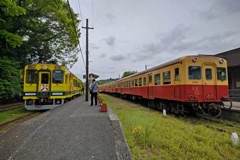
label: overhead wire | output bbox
[92,0,94,28]
[76,0,83,23]
[67,0,85,68]
[77,0,85,36]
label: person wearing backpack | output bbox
[89,79,98,106]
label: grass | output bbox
[0,107,34,125]
[100,94,240,160]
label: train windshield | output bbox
[188,66,201,80]
[217,67,227,81]
[41,73,49,84]
[26,70,37,83]
[52,70,63,83]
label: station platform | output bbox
[0,95,132,160]
[224,101,240,111]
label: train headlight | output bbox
[27,99,33,105]
[219,58,224,64]
[56,99,61,104]
[192,57,197,62]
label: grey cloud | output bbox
[198,0,240,21]
[105,13,116,22]
[99,53,107,58]
[141,43,163,55]
[130,44,163,62]
[214,0,240,14]
[133,24,191,61]
[160,24,191,46]
[170,31,239,54]
[193,31,239,53]
[135,25,239,62]
[110,55,125,61]
[90,43,99,50]
[104,36,116,46]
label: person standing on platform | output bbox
[89,79,98,106]
[81,87,84,94]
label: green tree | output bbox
[121,71,137,78]
[0,57,22,103]
[0,0,80,68]
[0,0,26,48]
[0,0,81,104]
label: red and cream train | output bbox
[98,55,231,117]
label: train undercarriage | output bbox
[112,93,232,118]
[151,99,232,118]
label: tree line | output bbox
[0,0,80,103]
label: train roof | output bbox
[119,54,220,81]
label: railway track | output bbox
[0,112,39,130]
[0,102,41,133]
[0,102,24,112]
[0,112,38,127]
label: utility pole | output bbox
[82,19,94,101]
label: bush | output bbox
[0,57,22,103]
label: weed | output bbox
[102,94,240,160]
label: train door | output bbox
[202,63,217,101]
[174,67,181,98]
[147,73,153,99]
[37,71,51,98]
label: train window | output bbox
[139,78,142,86]
[129,80,131,87]
[26,70,37,83]
[163,71,171,84]
[135,79,138,86]
[143,77,146,86]
[188,66,201,80]
[154,74,160,85]
[132,80,134,87]
[217,67,226,81]
[148,75,152,84]
[175,68,179,80]
[205,69,212,80]
[41,74,49,84]
[73,79,76,87]
[53,70,63,83]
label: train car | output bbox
[23,64,83,110]
[99,55,231,117]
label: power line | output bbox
[67,0,85,67]
[77,0,83,23]
[76,0,85,36]
[92,0,94,27]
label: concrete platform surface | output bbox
[223,101,240,111]
[0,95,132,160]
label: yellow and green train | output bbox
[23,64,83,110]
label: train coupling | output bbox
[221,95,230,101]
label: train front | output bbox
[183,56,230,117]
[23,64,66,110]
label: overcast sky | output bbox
[69,0,240,80]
